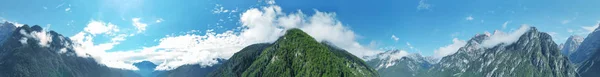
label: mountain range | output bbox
[0,24,140,77]
[368,27,581,77]
[3,22,600,77]
[366,50,432,77]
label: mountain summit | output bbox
[562,35,584,57]
[576,24,600,77]
[366,50,432,77]
[571,24,600,65]
[209,28,378,77]
[426,27,576,77]
[0,25,139,77]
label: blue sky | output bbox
[1,0,600,70]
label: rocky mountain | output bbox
[155,59,224,77]
[561,35,584,56]
[571,24,600,65]
[209,28,378,77]
[133,61,161,77]
[425,27,576,77]
[0,22,17,45]
[576,24,600,77]
[0,25,140,77]
[366,50,432,77]
[561,35,584,61]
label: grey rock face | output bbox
[366,50,432,77]
[577,24,600,77]
[426,27,576,77]
[0,22,17,45]
[571,24,600,65]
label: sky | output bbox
[1,0,600,70]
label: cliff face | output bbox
[426,27,576,77]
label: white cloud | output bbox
[84,20,119,35]
[266,0,276,4]
[466,16,474,21]
[433,38,466,59]
[240,5,380,59]
[417,0,431,10]
[19,28,53,47]
[156,18,164,23]
[72,5,381,71]
[391,35,399,42]
[561,20,571,24]
[1,19,24,27]
[481,25,530,48]
[31,31,53,47]
[406,42,414,49]
[212,4,239,14]
[380,50,409,68]
[55,3,65,8]
[65,8,71,12]
[70,20,139,70]
[19,37,28,45]
[132,18,148,33]
[502,21,511,29]
[581,24,599,34]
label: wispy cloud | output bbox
[433,38,466,59]
[466,16,474,21]
[417,0,432,10]
[581,24,599,34]
[406,42,414,49]
[561,20,571,24]
[391,35,399,42]
[132,18,148,33]
[502,21,511,29]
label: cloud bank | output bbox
[70,5,381,71]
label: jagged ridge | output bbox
[0,25,140,77]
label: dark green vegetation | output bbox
[0,25,140,77]
[208,44,271,77]
[209,28,379,77]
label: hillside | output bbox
[209,28,379,77]
[0,25,140,77]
